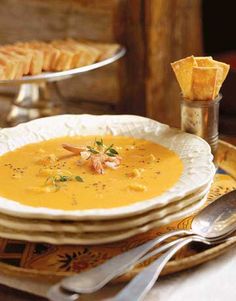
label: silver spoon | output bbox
[48,189,236,297]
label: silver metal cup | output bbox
[180,94,222,157]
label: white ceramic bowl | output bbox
[0,181,211,233]
[0,194,208,245]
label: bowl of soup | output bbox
[0,114,215,220]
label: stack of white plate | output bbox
[0,115,215,245]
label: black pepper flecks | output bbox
[4,163,27,177]
[71,194,78,206]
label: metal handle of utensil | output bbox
[47,235,235,301]
[47,284,80,301]
[47,236,185,301]
[109,234,236,301]
[61,229,191,294]
[47,234,186,301]
[108,235,205,301]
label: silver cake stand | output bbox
[0,46,126,126]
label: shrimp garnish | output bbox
[91,154,106,174]
[61,139,122,174]
[62,144,87,154]
[91,154,122,174]
[106,155,122,164]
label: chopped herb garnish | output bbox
[87,140,119,158]
[95,138,104,147]
[106,153,116,157]
[87,146,99,154]
[58,175,71,182]
[109,148,118,155]
[44,174,84,191]
[104,144,114,153]
[75,175,84,182]
[104,144,119,157]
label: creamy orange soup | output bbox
[0,136,183,210]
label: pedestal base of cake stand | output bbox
[6,82,63,126]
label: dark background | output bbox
[202,0,236,55]
[203,0,236,135]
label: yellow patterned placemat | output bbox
[0,141,235,282]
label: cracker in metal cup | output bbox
[191,66,218,101]
[171,55,197,99]
[194,57,230,98]
[171,56,230,157]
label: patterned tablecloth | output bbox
[0,246,236,301]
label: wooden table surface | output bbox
[0,135,235,301]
